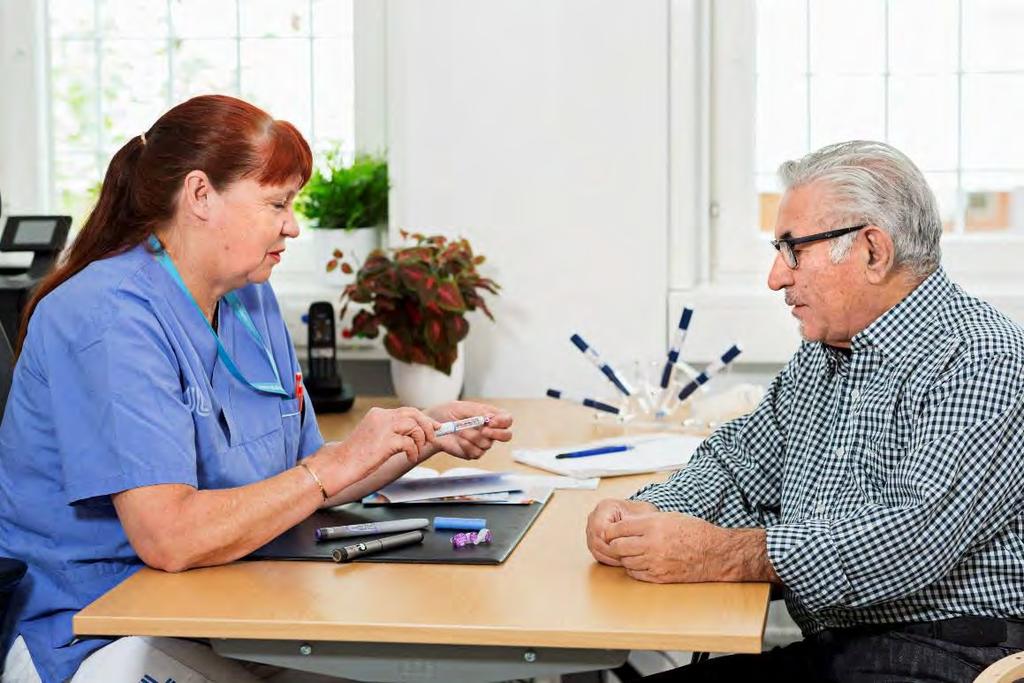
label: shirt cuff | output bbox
[630,483,680,512]
[766,520,852,612]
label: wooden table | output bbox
[75,398,770,681]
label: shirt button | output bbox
[834,446,845,458]
[850,388,860,401]
[815,501,826,515]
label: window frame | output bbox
[30,0,387,356]
[667,0,1024,364]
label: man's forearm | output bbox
[716,528,782,584]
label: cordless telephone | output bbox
[303,301,355,413]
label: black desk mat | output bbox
[248,500,548,565]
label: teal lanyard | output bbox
[149,235,288,397]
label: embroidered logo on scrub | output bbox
[183,385,212,417]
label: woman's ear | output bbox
[182,170,213,222]
[862,225,896,283]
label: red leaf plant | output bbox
[336,231,500,375]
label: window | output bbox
[706,0,1024,291]
[669,0,1024,364]
[46,0,356,224]
[756,0,1024,236]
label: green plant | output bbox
[339,231,500,374]
[295,149,388,230]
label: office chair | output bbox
[0,323,28,670]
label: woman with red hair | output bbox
[0,95,512,683]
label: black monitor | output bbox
[0,216,71,253]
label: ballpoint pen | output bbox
[554,444,634,459]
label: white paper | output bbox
[512,433,703,479]
[363,466,598,504]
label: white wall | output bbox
[386,0,672,398]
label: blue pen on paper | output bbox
[569,333,635,397]
[676,343,743,403]
[555,444,634,460]
[546,388,620,415]
[659,307,694,388]
[433,516,487,531]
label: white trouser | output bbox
[2,636,346,683]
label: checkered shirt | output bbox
[633,268,1024,635]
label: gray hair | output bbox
[777,140,942,277]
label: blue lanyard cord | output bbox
[148,235,288,397]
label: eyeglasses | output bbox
[770,224,868,269]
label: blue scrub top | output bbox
[0,243,324,683]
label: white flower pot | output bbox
[390,342,465,408]
[310,226,381,288]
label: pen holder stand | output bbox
[585,357,717,435]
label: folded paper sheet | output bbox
[513,433,704,478]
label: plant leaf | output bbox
[445,314,470,344]
[326,260,338,272]
[436,279,467,313]
[384,330,411,362]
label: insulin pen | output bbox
[331,530,425,562]
[660,307,694,388]
[677,344,744,402]
[315,518,430,541]
[435,415,491,437]
[545,389,620,415]
[570,333,635,397]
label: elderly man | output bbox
[587,141,1024,682]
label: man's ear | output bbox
[181,170,213,221]
[862,225,895,283]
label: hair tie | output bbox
[139,132,147,145]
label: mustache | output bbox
[784,290,799,307]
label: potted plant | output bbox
[337,231,500,407]
[295,149,388,285]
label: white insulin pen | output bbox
[570,333,635,397]
[660,307,694,389]
[676,343,743,402]
[315,518,430,541]
[435,415,491,437]
[545,388,621,415]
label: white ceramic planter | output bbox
[310,226,381,288]
[390,342,465,408]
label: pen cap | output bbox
[678,307,694,330]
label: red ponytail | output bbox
[17,95,312,354]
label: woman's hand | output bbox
[308,406,438,494]
[422,400,514,461]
